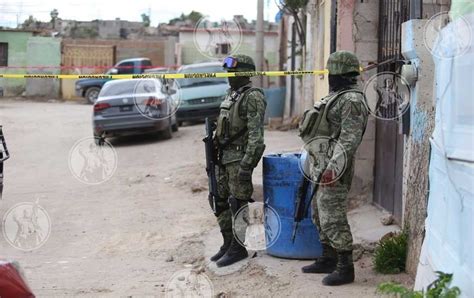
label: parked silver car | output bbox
[92,79,178,144]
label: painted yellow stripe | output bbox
[0,69,330,80]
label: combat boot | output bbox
[301,244,337,274]
[210,231,232,262]
[216,196,249,267]
[215,237,248,267]
[322,250,355,286]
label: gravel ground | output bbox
[0,99,412,297]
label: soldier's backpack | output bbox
[298,89,364,143]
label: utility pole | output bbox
[256,0,264,87]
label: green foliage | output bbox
[373,231,408,274]
[50,9,59,21]
[168,11,203,25]
[425,272,461,298]
[141,14,151,27]
[187,11,203,24]
[377,272,461,298]
[22,15,37,28]
[70,26,99,39]
[284,0,309,10]
[378,282,424,298]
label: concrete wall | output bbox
[415,12,474,296]
[0,31,33,96]
[401,19,436,276]
[63,38,174,67]
[26,37,61,98]
[302,2,319,114]
[335,0,379,205]
[293,0,331,119]
[313,0,332,102]
[179,30,279,68]
[301,0,377,205]
[284,16,303,118]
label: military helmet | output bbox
[326,51,361,76]
[223,54,256,71]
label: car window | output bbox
[100,80,159,97]
[116,61,135,74]
[141,60,152,69]
[177,66,228,88]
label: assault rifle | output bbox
[0,126,10,199]
[291,157,321,242]
[203,118,219,214]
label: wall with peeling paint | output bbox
[415,12,474,297]
[401,18,437,277]
[335,0,379,205]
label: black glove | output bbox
[238,163,252,181]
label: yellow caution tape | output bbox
[0,70,330,80]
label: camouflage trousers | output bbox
[215,161,253,235]
[311,159,355,252]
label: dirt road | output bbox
[0,99,410,297]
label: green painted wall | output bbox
[451,0,474,20]
[26,37,61,97]
[0,31,33,96]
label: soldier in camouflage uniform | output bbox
[210,55,267,267]
[301,51,368,286]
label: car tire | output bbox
[178,120,183,127]
[172,122,179,132]
[94,136,105,146]
[85,87,101,104]
[161,123,173,140]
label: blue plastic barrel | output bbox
[263,153,322,259]
[263,87,286,124]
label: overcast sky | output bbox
[0,0,281,28]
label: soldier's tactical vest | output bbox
[299,89,364,143]
[216,86,264,147]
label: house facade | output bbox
[177,28,280,73]
[283,0,464,288]
[0,30,61,97]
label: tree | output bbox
[168,11,204,25]
[22,15,37,28]
[50,9,59,22]
[188,11,203,24]
[141,13,150,27]
[50,9,59,29]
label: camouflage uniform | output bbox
[211,55,266,267]
[310,88,368,251]
[214,85,267,235]
[302,51,367,285]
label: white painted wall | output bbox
[415,12,474,297]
